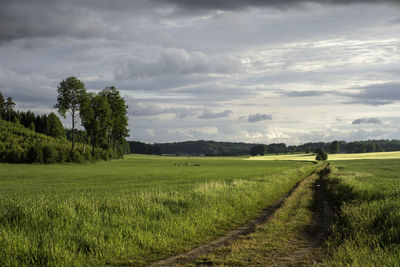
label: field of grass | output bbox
[323,159,400,266]
[247,151,400,161]
[0,154,317,266]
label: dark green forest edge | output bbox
[0,77,129,163]
[130,139,400,156]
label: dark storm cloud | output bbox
[248,113,272,123]
[0,0,158,43]
[2,0,399,43]
[198,109,233,119]
[345,83,400,105]
[161,0,400,11]
[352,117,382,125]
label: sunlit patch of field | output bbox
[246,151,400,161]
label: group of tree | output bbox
[249,140,394,156]
[0,76,130,163]
[55,77,129,157]
[0,119,117,163]
[0,92,65,139]
[127,139,400,157]
[129,141,161,155]
[153,140,254,156]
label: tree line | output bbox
[127,139,400,156]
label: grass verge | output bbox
[323,159,400,266]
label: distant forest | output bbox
[129,139,400,156]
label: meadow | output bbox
[247,151,400,161]
[323,159,400,266]
[0,154,317,266]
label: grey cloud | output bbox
[248,113,273,123]
[161,0,400,11]
[280,90,329,97]
[352,117,382,125]
[115,49,244,79]
[345,83,400,105]
[198,109,233,119]
[128,100,201,118]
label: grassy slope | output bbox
[247,151,400,161]
[0,155,316,266]
[324,159,400,266]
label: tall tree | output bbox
[5,97,15,121]
[0,92,5,120]
[80,93,112,156]
[55,77,86,150]
[99,86,129,151]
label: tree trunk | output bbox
[92,138,96,157]
[72,109,75,150]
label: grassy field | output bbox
[247,151,400,161]
[0,154,316,266]
[324,159,400,266]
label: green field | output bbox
[323,159,400,266]
[247,151,400,161]
[0,154,316,266]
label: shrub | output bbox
[27,145,44,163]
[69,149,84,163]
[42,145,58,163]
[315,149,328,161]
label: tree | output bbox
[315,148,328,161]
[250,144,266,156]
[5,97,15,121]
[0,92,5,120]
[99,87,129,151]
[80,93,112,156]
[329,140,340,154]
[55,77,86,150]
[47,112,65,139]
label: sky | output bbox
[1,0,400,145]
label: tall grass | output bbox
[0,155,316,266]
[324,159,400,266]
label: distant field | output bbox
[0,154,316,266]
[323,159,400,265]
[247,151,400,161]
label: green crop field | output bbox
[0,154,316,266]
[324,159,400,266]
[247,151,400,161]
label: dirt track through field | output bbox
[150,164,332,267]
[271,164,333,266]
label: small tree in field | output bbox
[315,148,328,161]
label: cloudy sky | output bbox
[1,0,400,144]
